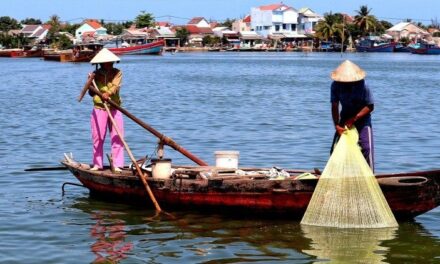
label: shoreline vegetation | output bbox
[1,4,440,55]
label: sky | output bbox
[2,0,440,25]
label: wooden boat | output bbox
[43,43,103,62]
[410,42,440,55]
[356,38,396,52]
[0,48,24,57]
[62,158,440,219]
[108,40,164,55]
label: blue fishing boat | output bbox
[410,42,440,55]
[356,37,396,52]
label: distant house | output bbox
[185,17,214,46]
[386,22,430,42]
[239,31,263,48]
[250,3,300,38]
[149,27,179,47]
[21,24,48,43]
[232,15,251,33]
[187,17,211,28]
[298,7,322,35]
[75,19,107,42]
[156,21,172,28]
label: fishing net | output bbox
[301,127,398,228]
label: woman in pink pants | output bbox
[88,48,124,172]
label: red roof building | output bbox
[259,3,288,11]
[84,19,103,29]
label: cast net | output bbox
[301,127,398,228]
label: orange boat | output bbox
[43,43,103,62]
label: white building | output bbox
[250,3,300,38]
[20,25,48,42]
[386,22,430,42]
[232,15,251,33]
[298,7,322,35]
[75,19,107,41]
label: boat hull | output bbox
[411,47,440,55]
[356,43,395,52]
[108,40,164,55]
[0,49,24,57]
[62,161,440,219]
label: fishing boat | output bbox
[356,37,396,52]
[43,43,103,62]
[107,39,164,55]
[0,48,24,57]
[410,42,440,55]
[61,158,440,219]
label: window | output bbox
[283,24,287,30]
[264,26,271,30]
[292,24,297,31]
[275,25,280,31]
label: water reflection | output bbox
[69,197,440,263]
[90,211,133,264]
[301,225,397,263]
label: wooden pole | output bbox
[77,73,95,102]
[102,100,162,212]
[87,82,208,166]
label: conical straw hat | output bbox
[331,60,366,82]
[90,48,120,64]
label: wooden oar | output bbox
[77,73,95,102]
[101,98,162,212]
[84,81,208,166]
[25,166,68,172]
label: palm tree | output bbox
[354,5,377,35]
[315,13,339,41]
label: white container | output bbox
[151,159,172,179]
[215,151,239,169]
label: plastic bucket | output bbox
[151,158,172,179]
[214,151,239,169]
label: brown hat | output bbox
[330,60,366,82]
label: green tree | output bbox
[219,18,235,29]
[354,5,378,35]
[103,22,127,35]
[63,23,80,35]
[379,20,393,32]
[46,15,62,43]
[314,12,341,41]
[175,27,189,46]
[135,11,155,28]
[0,16,21,32]
[0,32,29,48]
[202,35,221,46]
[21,18,42,25]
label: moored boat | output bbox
[108,39,164,55]
[411,42,440,55]
[62,158,440,219]
[0,48,24,57]
[43,43,103,62]
[356,37,396,52]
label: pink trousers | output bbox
[91,108,124,168]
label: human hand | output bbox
[102,93,110,101]
[335,125,346,135]
[345,117,356,128]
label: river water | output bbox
[1,52,439,263]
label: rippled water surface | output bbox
[1,52,440,263]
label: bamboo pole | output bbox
[101,95,162,212]
[77,73,95,102]
[85,83,208,166]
